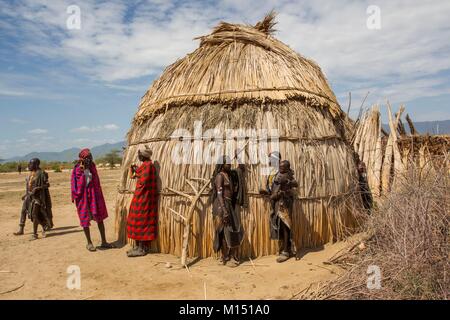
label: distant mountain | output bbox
[3,141,126,163]
[2,120,449,163]
[412,120,450,135]
[383,120,450,135]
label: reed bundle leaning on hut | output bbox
[353,104,449,197]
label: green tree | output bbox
[102,149,122,169]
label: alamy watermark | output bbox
[66,5,81,30]
[367,5,381,30]
[66,265,81,290]
[170,121,280,176]
[367,265,382,290]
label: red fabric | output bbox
[79,148,91,160]
[127,160,159,241]
[71,163,108,227]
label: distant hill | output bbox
[3,141,126,163]
[383,120,450,135]
[412,120,450,135]
[1,120,449,163]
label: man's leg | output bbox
[221,236,230,264]
[127,240,147,257]
[97,221,107,245]
[227,247,240,267]
[282,223,291,253]
[83,227,96,251]
[14,202,28,235]
[30,216,39,241]
[126,240,137,255]
[45,209,54,230]
[276,222,290,263]
[97,221,115,249]
[141,241,151,253]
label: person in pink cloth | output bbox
[71,148,115,252]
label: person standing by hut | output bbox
[357,161,373,211]
[211,156,244,267]
[126,147,159,257]
[14,158,53,239]
[71,149,114,252]
[261,156,298,263]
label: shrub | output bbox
[299,157,449,300]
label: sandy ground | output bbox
[0,169,352,300]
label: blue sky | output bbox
[1,0,450,158]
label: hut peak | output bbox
[134,12,343,123]
[254,10,278,35]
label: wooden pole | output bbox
[166,178,211,266]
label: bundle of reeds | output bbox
[353,104,449,196]
[114,13,361,260]
[352,105,383,197]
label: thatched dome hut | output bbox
[115,13,360,259]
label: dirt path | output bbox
[0,170,350,300]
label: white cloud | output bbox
[1,0,450,107]
[71,124,119,133]
[0,89,27,96]
[10,118,28,124]
[103,124,119,130]
[28,128,48,134]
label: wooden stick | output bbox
[184,265,193,278]
[181,179,211,266]
[204,282,207,300]
[357,91,370,121]
[165,187,191,199]
[167,207,187,222]
[406,114,418,135]
[0,282,25,295]
[185,179,199,194]
[346,92,352,116]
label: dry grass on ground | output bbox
[299,159,449,300]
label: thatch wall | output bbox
[114,13,361,260]
[116,102,360,258]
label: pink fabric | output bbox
[71,163,108,227]
[79,148,91,160]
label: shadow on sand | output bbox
[295,245,325,260]
[45,229,83,238]
[48,225,79,232]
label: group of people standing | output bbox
[14,149,115,251]
[210,151,298,266]
[13,147,299,265]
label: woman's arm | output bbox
[71,166,86,202]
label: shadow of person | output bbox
[186,256,202,268]
[45,229,83,238]
[48,225,79,232]
[295,245,325,260]
[110,239,127,249]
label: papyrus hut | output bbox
[115,13,361,261]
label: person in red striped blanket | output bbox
[126,146,160,257]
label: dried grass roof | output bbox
[134,12,342,124]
